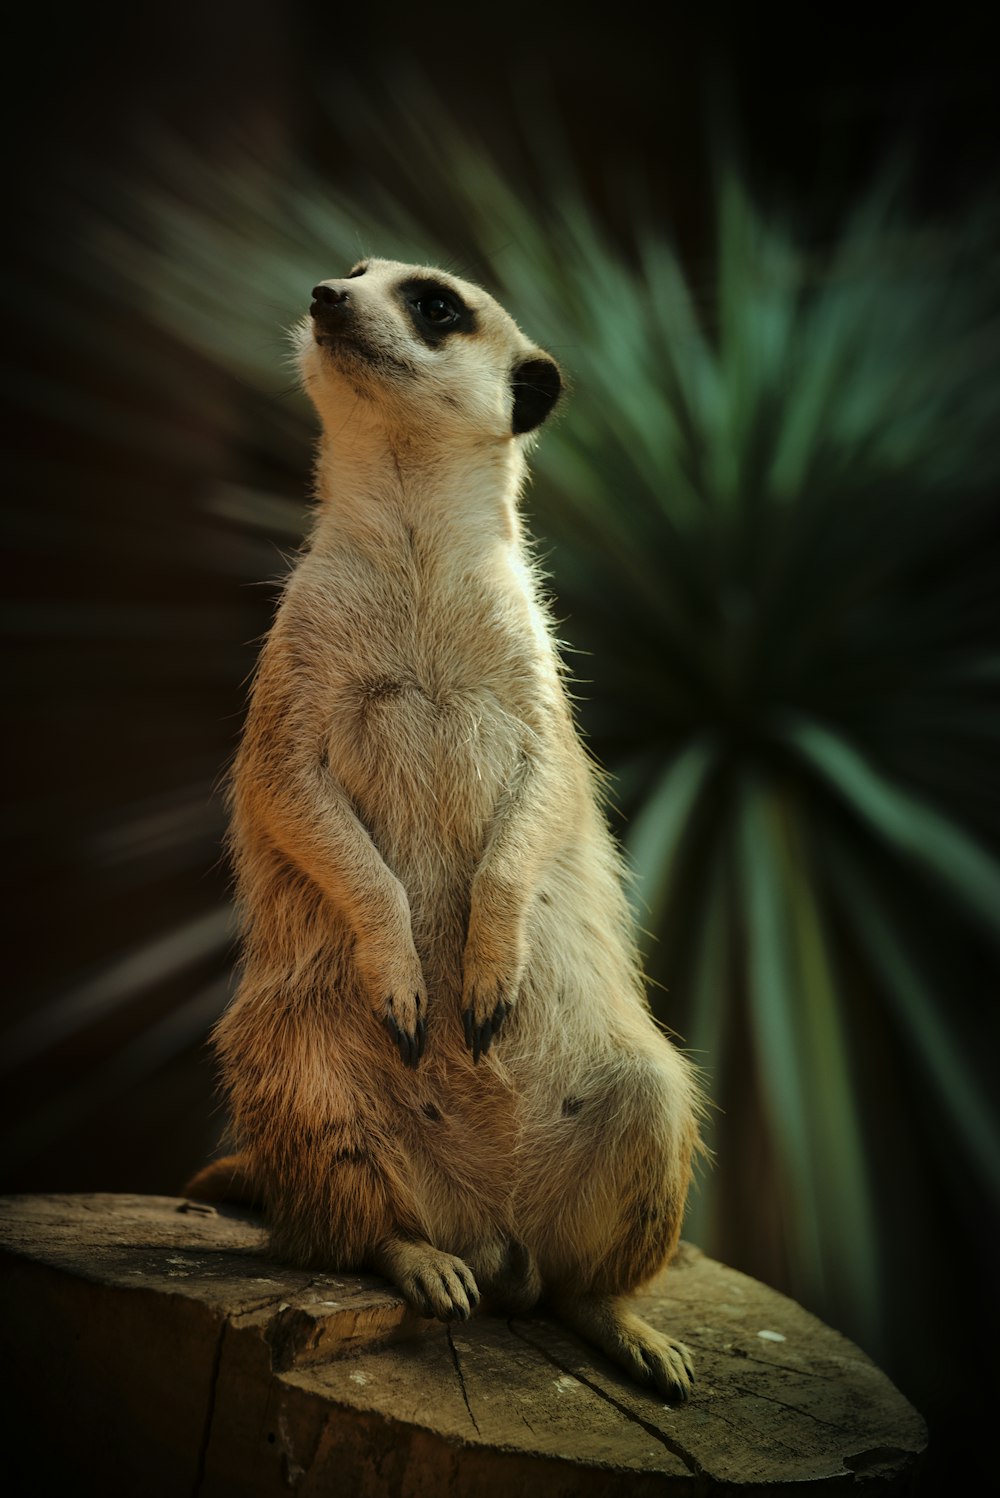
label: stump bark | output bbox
[0,1193,926,1495]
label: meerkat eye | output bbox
[414,293,460,326]
[399,278,475,343]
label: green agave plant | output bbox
[14,77,998,1438]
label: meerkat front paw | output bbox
[461,986,513,1063]
[461,935,522,1060]
[461,950,521,1061]
[462,880,526,1061]
[381,989,427,1069]
[355,939,428,1068]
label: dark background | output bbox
[4,3,998,1491]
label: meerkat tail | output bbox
[183,1153,261,1208]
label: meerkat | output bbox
[186,258,704,1400]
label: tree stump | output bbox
[0,1194,925,1494]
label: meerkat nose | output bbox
[311,284,350,310]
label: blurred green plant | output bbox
[52,78,1000,1377]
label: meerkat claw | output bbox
[463,996,512,1062]
[384,1010,419,1069]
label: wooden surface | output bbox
[0,1193,926,1494]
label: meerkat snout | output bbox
[311,284,349,312]
[310,283,355,351]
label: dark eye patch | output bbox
[347,264,368,278]
[398,276,478,346]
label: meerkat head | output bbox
[295,258,562,447]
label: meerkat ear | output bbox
[510,354,562,435]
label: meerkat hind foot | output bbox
[551,1291,694,1402]
[373,1236,481,1322]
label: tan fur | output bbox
[191,258,704,1398]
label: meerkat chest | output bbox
[288,548,550,854]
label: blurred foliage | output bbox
[6,67,999,1481]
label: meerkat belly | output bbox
[328,676,521,883]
